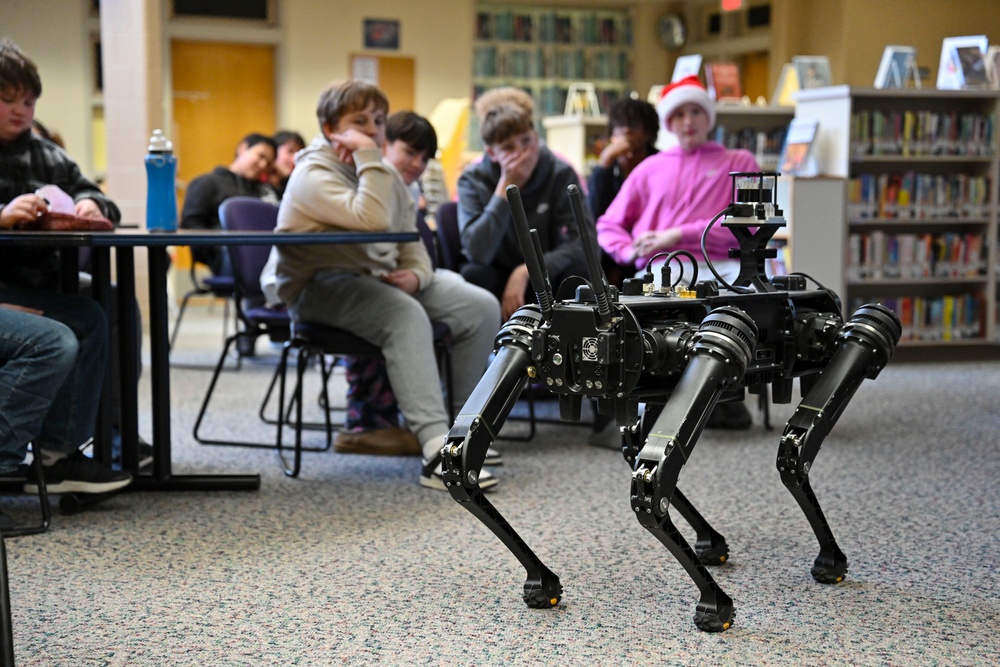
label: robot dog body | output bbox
[440,174,901,632]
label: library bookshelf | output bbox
[791,86,1000,349]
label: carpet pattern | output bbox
[3,335,999,666]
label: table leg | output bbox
[130,246,259,492]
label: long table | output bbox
[0,228,418,493]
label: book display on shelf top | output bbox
[936,35,988,90]
[793,56,832,90]
[770,64,798,107]
[778,118,819,177]
[671,54,702,82]
[874,46,920,90]
[791,86,1000,349]
[705,62,742,101]
[987,46,1000,90]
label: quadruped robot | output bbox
[440,173,902,632]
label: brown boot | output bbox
[334,427,421,456]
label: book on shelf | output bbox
[778,118,819,177]
[792,55,832,89]
[770,63,797,107]
[705,62,742,101]
[671,54,702,82]
[874,46,918,89]
[986,46,1000,89]
[936,35,988,89]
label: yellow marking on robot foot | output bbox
[719,556,727,563]
[723,622,731,630]
[550,598,559,606]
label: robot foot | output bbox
[693,598,735,632]
[811,555,848,584]
[523,576,563,609]
[695,540,730,566]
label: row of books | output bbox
[849,110,995,157]
[854,109,996,157]
[476,10,633,46]
[847,231,986,281]
[847,172,992,220]
[471,84,623,118]
[849,294,984,342]
[473,46,629,80]
[714,127,788,167]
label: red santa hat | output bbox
[656,75,716,132]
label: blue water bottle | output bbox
[145,129,178,231]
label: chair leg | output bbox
[0,451,51,539]
[168,289,199,351]
[0,535,13,667]
[277,346,309,478]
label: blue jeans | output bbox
[0,288,108,471]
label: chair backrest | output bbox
[415,209,439,269]
[218,197,279,300]
[435,201,464,272]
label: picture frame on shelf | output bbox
[705,62,742,101]
[874,46,918,89]
[936,35,988,89]
[671,54,702,82]
[778,118,819,177]
[986,46,1000,89]
[792,55,832,90]
[770,63,798,107]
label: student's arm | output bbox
[61,160,121,223]
[456,167,511,265]
[596,176,643,267]
[180,174,219,231]
[287,148,394,233]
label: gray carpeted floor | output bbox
[3,306,1000,666]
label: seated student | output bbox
[269,129,305,199]
[337,111,440,456]
[596,76,760,430]
[273,79,501,490]
[586,95,660,283]
[0,300,131,494]
[180,133,279,277]
[0,39,137,484]
[457,86,591,320]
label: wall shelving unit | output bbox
[791,86,999,349]
[472,3,633,150]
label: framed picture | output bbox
[986,46,1000,89]
[364,18,400,50]
[792,56,832,90]
[936,35,987,89]
[671,54,703,82]
[874,46,916,89]
[779,118,820,177]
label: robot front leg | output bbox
[631,307,758,632]
[778,304,901,584]
[441,310,562,609]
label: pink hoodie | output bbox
[596,141,759,270]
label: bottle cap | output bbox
[147,129,173,152]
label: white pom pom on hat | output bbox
[656,75,716,132]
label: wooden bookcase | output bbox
[791,86,1000,348]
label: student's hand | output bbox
[0,193,48,228]
[74,198,103,219]
[501,264,530,320]
[330,129,378,164]
[494,147,537,196]
[632,229,682,258]
[598,135,634,169]
[0,303,44,316]
[381,269,419,295]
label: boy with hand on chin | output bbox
[273,80,501,490]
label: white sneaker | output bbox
[485,446,503,466]
[420,456,498,491]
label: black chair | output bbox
[434,201,464,272]
[192,197,335,452]
[275,216,457,478]
[169,259,237,353]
